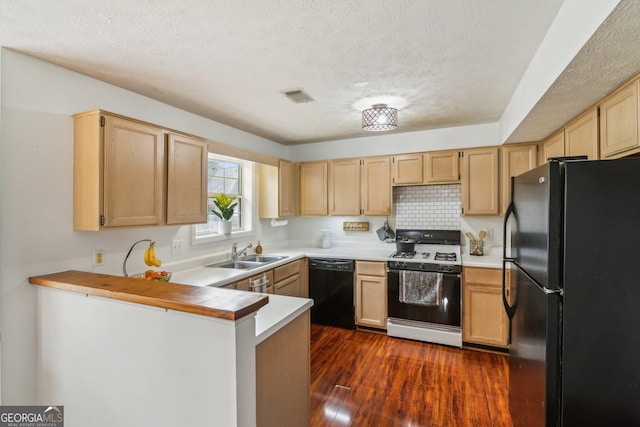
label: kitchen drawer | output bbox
[274,260,301,282]
[274,274,300,297]
[356,261,386,277]
[463,267,501,286]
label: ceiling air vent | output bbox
[282,89,314,103]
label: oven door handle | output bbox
[388,268,460,279]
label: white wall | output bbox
[0,49,291,403]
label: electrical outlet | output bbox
[93,250,104,266]
[486,228,494,239]
[171,239,183,255]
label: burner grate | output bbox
[435,252,457,261]
[391,251,416,259]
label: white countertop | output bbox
[170,241,503,342]
[254,293,313,344]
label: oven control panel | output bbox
[387,261,462,274]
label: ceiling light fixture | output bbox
[361,104,398,132]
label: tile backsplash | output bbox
[394,184,461,230]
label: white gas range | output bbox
[386,229,463,348]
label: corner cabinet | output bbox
[355,261,387,329]
[73,110,208,230]
[461,147,499,216]
[462,267,509,349]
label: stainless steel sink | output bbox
[206,260,263,270]
[242,255,287,263]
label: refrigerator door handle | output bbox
[502,259,516,344]
[502,197,516,343]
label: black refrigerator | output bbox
[503,158,640,426]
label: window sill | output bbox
[192,229,256,246]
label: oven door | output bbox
[387,268,461,327]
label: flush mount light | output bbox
[361,104,398,132]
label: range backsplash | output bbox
[393,184,461,230]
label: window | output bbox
[194,153,254,242]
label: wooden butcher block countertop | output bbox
[29,270,268,320]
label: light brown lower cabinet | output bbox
[355,261,387,329]
[256,310,310,427]
[462,267,509,349]
[220,259,309,297]
[273,259,302,297]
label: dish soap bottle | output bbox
[255,240,263,254]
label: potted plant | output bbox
[211,193,238,235]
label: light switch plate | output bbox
[93,250,104,266]
[171,239,183,255]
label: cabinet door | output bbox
[540,130,565,164]
[461,147,499,215]
[565,107,599,160]
[235,278,250,291]
[501,144,537,213]
[329,159,361,215]
[166,134,208,224]
[600,78,640,158]
[274,274,301,297]
[356,274,387,328]
[424,150,460,183]
[103,115,164,227]
[361,156,391,216]
[278,160,295,217]
[299,161,328,215]
[462,267,508,348]
[392,154,423,185]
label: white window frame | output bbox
[192,154,256,245]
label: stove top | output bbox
[388,229,462,273]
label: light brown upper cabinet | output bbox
[540,130,565,164]
[328,156,391,216]
[299,161,328,216]
[166,133,208,225]
[501,144,537,213]
[392,154,423,185]
[329,159,361,215]
[361,157,392,216]
[599,77,640,158]
[259,160,296,218]
[278,160,296,217]
[73,110,207,230]
[461,147,499,216]
[564,107,599,160]
[540,107,599,164]
[424,150,460,183]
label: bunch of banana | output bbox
[144,241,162,267]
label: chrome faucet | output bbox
[231,241,253,262]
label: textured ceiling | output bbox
[506,0,640,143]
[0,0,623,146]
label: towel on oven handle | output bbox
[399,271,443,306]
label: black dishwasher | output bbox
[308,258,355,329]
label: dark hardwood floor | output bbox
[310,324,514,427]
